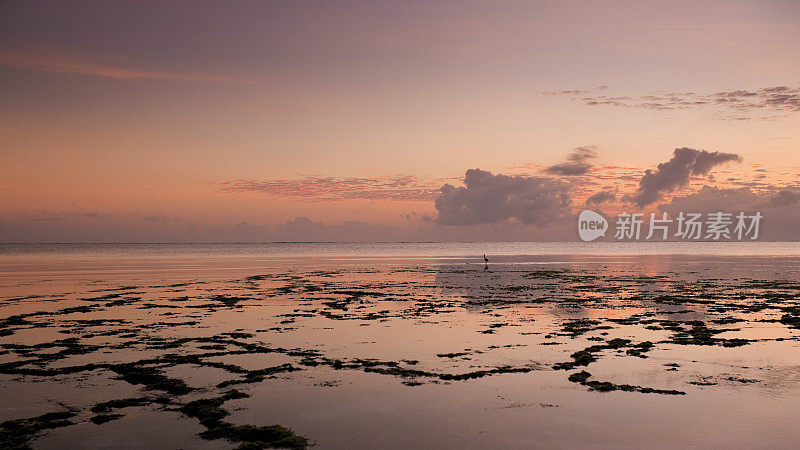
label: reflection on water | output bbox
[1,246,800,448]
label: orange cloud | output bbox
[0,52,249,83]
[219,175,440,202]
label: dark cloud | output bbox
[585,190,616,206]
[0,212,579,243]
[655,185,800,241]
[768,189,800,207]
[660,185,800,213]
[625,148,741,207]
[544,146,598,176]
[434,169,571,225]
[220,175,438,201]
[142,213,170,222]
[658,186,760,214]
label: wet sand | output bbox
[2,252,800,448]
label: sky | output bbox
[1,0,800,242]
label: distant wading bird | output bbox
[483,253,489,271]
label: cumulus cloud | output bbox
[434,169,571,225]
[544,146,598,176]
[625,148,741,207]
[585,190,616,206]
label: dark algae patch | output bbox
[179,390,249,424]
[559,319,604,337]
[179,390,308,449]
[665,320,750,347]
[436,351,471,358]
[567,371,685,395]
[91,397,156,413]
[626,341,654,358]
[552,338,631,370]
[109,364,193,395]
[217,363,301,388]
[0,411,77,449]
[89,414,123,425]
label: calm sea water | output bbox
[3,241,800,283]
[3,241,800,258]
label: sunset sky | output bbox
[2,1,799,242]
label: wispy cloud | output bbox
[220,175,439,201]
[542,86,800,119]
[0,52,249,83]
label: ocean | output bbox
[2,242,800,448]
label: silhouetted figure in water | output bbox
[483,253,489,271]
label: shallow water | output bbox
[2,244,800,448]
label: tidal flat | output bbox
[2,248,800,448]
